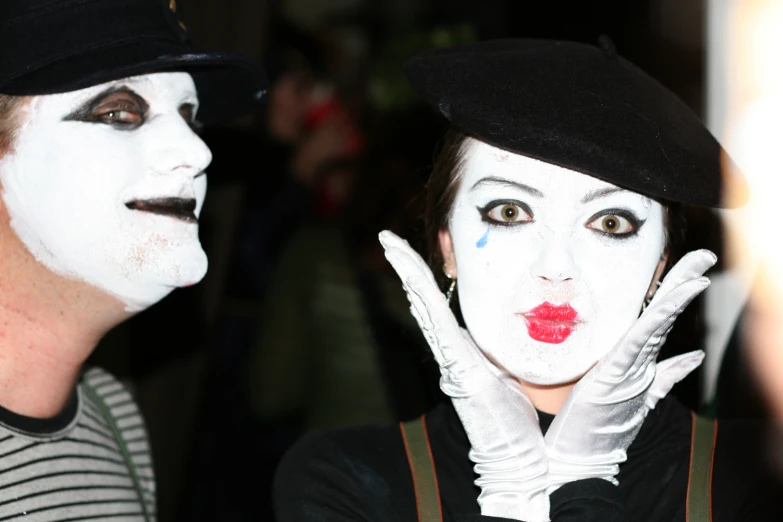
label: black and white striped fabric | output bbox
[0,367,156,521]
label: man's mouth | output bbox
[125,198,198,223]
[520,302,579,344]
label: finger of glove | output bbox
[378,250,501,394]
[403,276,463,368]
[648,249,716,310]
[600,277,710,381]
[646,350,705,409]
[379,230,439,287]
[380,244,458,364]
[389,257,488,382]
[626,276,710,381]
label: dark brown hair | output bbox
[0,94,26,155]
[424,126,687,294]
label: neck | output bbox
[519,379,579,415]
[0,219,131,419]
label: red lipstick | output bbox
[521,303,578,344]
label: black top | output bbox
[274,397,781,521]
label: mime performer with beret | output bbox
[274,38,780,521]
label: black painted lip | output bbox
[125,197,198,223]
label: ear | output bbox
[438,228,457,278]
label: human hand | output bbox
[544,250,716,493]
[379,230,551,522]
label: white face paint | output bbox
[448,139,666,385]
[0,72,212,311]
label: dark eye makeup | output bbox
[63,86,149,130]
[584,208,645,239]
[179,103,203,134]
[476,199,645,239]
[476,199,534,227]
[63,86,201,133]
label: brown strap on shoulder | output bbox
[400,414,443,522]
[686,412,718,522]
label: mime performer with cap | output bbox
[274,39,781,521]
[0,0,265,519]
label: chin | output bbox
[503,351,595,387]
[143,246,208,287]
[517,368,589,386]
[120,286,175,313]
[110,249,208,312]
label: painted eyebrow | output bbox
[469,176,545,198]
[579,187,635,204]
[62,85,149,122]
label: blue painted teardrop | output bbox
[476,228,490,248]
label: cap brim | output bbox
[2,39,267,124]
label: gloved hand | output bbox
[544,250,716,493]
[379,230,551,522]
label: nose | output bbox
[149,114,212,178]
[529,230,581,284]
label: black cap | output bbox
[0,0,268,124]
[405,38,747,208]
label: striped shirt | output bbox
[0,368,156,521]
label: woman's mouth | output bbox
[520,302,579,344]
[125,198,198,223]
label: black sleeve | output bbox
[451,480,623,522]
[549,479,624,521]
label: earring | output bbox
[642,280,661,312]
[443,262,457,305]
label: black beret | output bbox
[0,0,267,124]
[405,38,747,208]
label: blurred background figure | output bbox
[247,108,445,431]
[181,12,364,522]
[705,0,783,425]
[240,110,444,521]
[84,1,783,520]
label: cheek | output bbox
[583,255,649,315]
[17,129,139,212]
[194,175,207,215]
[452,226,540,323]
[576,238,664,335]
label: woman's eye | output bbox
[586,213,636,235]
[485,203,532,224]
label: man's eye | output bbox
[586,213,637,235]
[98,109,142,125]
[479,201,533,226]
[92,96,144,128]
[179,104,203,133]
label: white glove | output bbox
[379,231,551,522]
[544,250,716,493]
